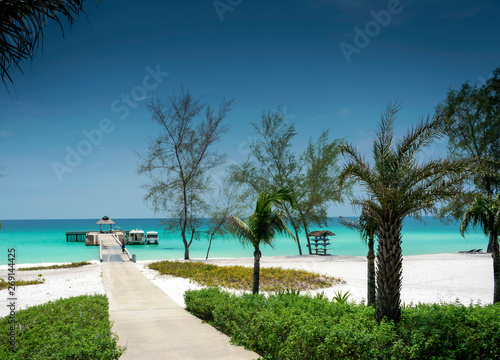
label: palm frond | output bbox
[459,195,500,237]
[338,143,374,194]
[1,0,98,90]
[396,115,446,165]
[225,215,256,247]
[338,216,360,231]
[372,103,400,176]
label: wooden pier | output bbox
[65,231,87,242]
[66,230,133,245]
[66,217,138,246]
[85,230,127,246]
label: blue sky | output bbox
[0,0,499,220]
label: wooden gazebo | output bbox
[96,216,115,233]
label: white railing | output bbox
[112,233,134,262]
[99,234,103,262]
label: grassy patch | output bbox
[148,260,342,291]
[185,288,500,360]
[0,295,124,359]
[18,261,91,271]
[0,278,44,290]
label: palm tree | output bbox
[339,205,378,306]
[1,0,96,90]
[225,187,294,294]
[338,103,476,323]
[460,194,500,303]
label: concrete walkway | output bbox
[100,239,258,359]
[100,234,130,263]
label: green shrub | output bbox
[18,262,91,271]
[0,295,124,359]
[0,278,44,290]
[149,260,342,291]
[185,288,500,360]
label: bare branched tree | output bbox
[138,89,233,260]
[203,177,251,259]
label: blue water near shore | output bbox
[0,217,489,265]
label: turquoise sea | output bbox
[0,217,490,265]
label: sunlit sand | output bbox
[0,253,493,318]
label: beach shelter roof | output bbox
[96,216,115,225]
[97,216,115,232]
[307,230,335,238]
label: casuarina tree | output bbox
[138,88,232,260]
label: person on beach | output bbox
[121,239,126,253]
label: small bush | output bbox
[185,288,500,360]
[18,262,91,271]
[0,295,124,359]
[0,278,44,291]
[149,260,342,291]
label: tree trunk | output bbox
[183,240,190,260]
[487,232,495,253]
[376,215,403,323]
[252,247,262,294]
[285,208,302,255]
[492,231,499,304]
[300,218,312,255]
[182,187,190,260]
[293,226,302,256]
[367,236,376,307]
[206,234,213,260]
[181,226,190,260]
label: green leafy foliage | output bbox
[331,290,351,304]
[185,288,500,360]
[18,261,91,271]
[0,278,44,290]
[339,103,478,323]
[229,108,348,255]
[1,0,98,92]
[148,260,342,292]
[0,295,124,359]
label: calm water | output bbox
[0,217,489,265]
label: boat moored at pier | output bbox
[146,231,159,244]
[128,229,145,245]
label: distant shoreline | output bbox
[0,217,490,263]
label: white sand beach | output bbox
[0,253,494,317]
[0,261,105,317]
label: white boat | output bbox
[146,231,159,245]
[128,229,145,245]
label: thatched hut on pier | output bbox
[96,216,115,233]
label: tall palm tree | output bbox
[339,205,378,306]
[1,0,97,90]
[226,187,294,294]
[338,103,476,323]
[460,194,500,303]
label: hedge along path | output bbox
[100,236,258,360]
